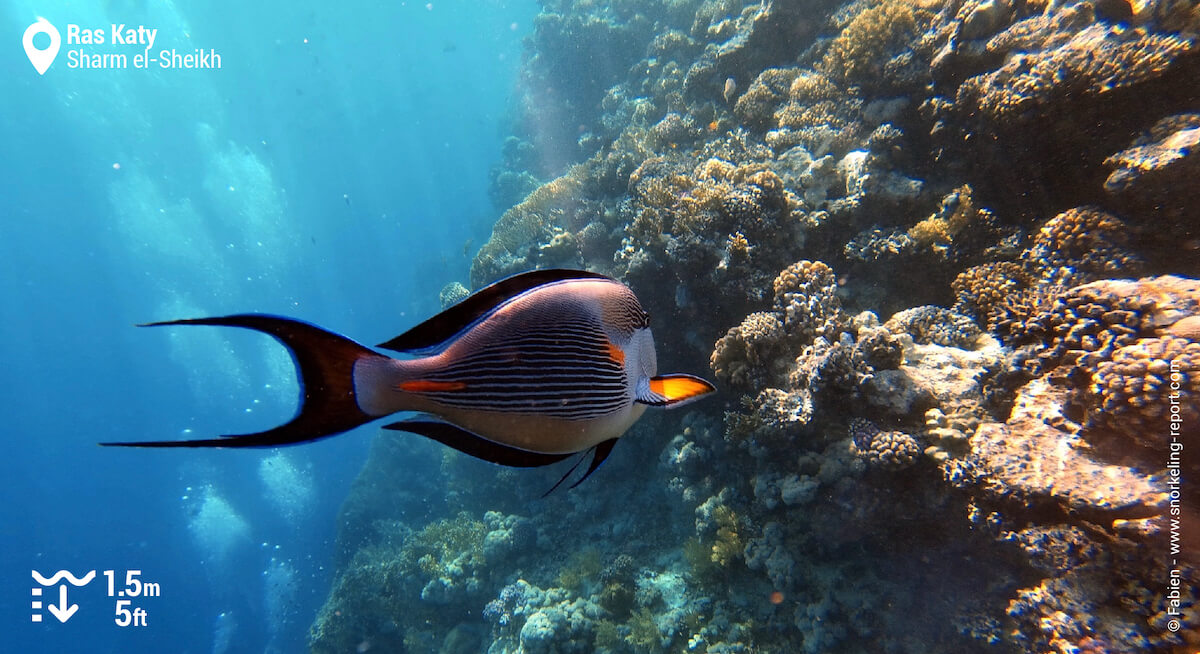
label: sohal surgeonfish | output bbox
[105,269,716,488]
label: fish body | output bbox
[723,77,737,103]
[105,270,715,486]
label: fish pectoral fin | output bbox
[382,418,571,468]
[636,374,716,408]
[376,269,613,354]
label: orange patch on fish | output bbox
[708,120,719,131]
[396,380,467,392]
[606,341,626,365]
[769,591,784,605]
[649,376,711,401]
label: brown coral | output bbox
[1021,207,1142,282]
[952,261,1034,330]
[818,0,930,85]
[772,260,843,341]
[907,185,993,256]
[710,311,787,390]
[885,306,982,349]
[1086,334,1200,450]
[732,68,798,129]
[958,23,1197,124]
[849,419,922,470]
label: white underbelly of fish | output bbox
[436,402,648,454]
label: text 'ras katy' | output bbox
[66,23,157,49]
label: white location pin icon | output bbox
[23,17,61,75]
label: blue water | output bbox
[1,2,536,651]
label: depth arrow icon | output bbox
[46,585,78,623]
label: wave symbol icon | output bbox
[31,570,95,624]
[32,569,96,586]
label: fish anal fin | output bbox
[542,452,590,497]
[636,374,716,408]
[383,418,571,468]
[377,269,612,354]
[568,439,617,489]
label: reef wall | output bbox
[311,0,1199,652]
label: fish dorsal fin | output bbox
[377,269,613,354]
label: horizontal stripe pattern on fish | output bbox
[408,319,631,420]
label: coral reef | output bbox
[885,305,982,349]
[710,311,786,390]
[848,418,922,470]
[1021,207,1143,281]
[1088,334,1200,450]
[955,24,1195,126]
[439,281,470,309]
[314,1,1200,653]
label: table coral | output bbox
[961,378,1168,513]
[1104,113,1200,229]
[1105,113,1200,193]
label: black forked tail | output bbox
[102,314,384,448]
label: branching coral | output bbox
[710,311,787,389]
[1086,334,1200,449]
[957,23,1197,124]
[907,185,993,256]
[952,261,1035,332]
[1021,206,1143,281]
[885,305,983,349]
[818,0,932,85]
[710,505,744,567]
[772,260,843,341]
